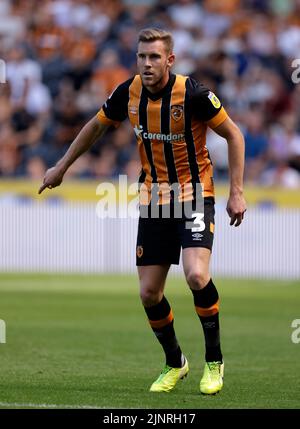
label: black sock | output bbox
[144,296,183,368]
[191,279,223,362]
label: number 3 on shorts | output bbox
[191,212,205,232]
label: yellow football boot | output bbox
[200,361,224,395]
[149,357,189,393]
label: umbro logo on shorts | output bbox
[192,233,203,240]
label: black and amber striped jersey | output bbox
[97,73,228,202]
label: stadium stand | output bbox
[0,0,300,188]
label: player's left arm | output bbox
[213,117,247,227]
[189,81,246,226]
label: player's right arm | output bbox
[38,117,110,194]
[38,78,132,194]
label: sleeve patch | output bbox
[208,91,221,109]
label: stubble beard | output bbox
[141,71,165,93]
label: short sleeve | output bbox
[188,79,228,128]
[97,78,133,128]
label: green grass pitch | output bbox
[0,273,299,409]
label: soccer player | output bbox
[39,28,246,395]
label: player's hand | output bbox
[226,193,247,227]
[38,166,65,194]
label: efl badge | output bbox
[208,91,221,109]
[171,105,183,122]
[136,246,143,258]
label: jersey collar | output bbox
[142,73,176,101]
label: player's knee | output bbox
[186,270,209,290]
[139,287,162,307]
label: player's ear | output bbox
[167,53,175,68]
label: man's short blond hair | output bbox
[138,28,174,54]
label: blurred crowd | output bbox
[1,0,300,188]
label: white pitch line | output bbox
[0,402,105,409]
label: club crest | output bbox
[171,105,183,122]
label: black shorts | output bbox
[136,197,215,266]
